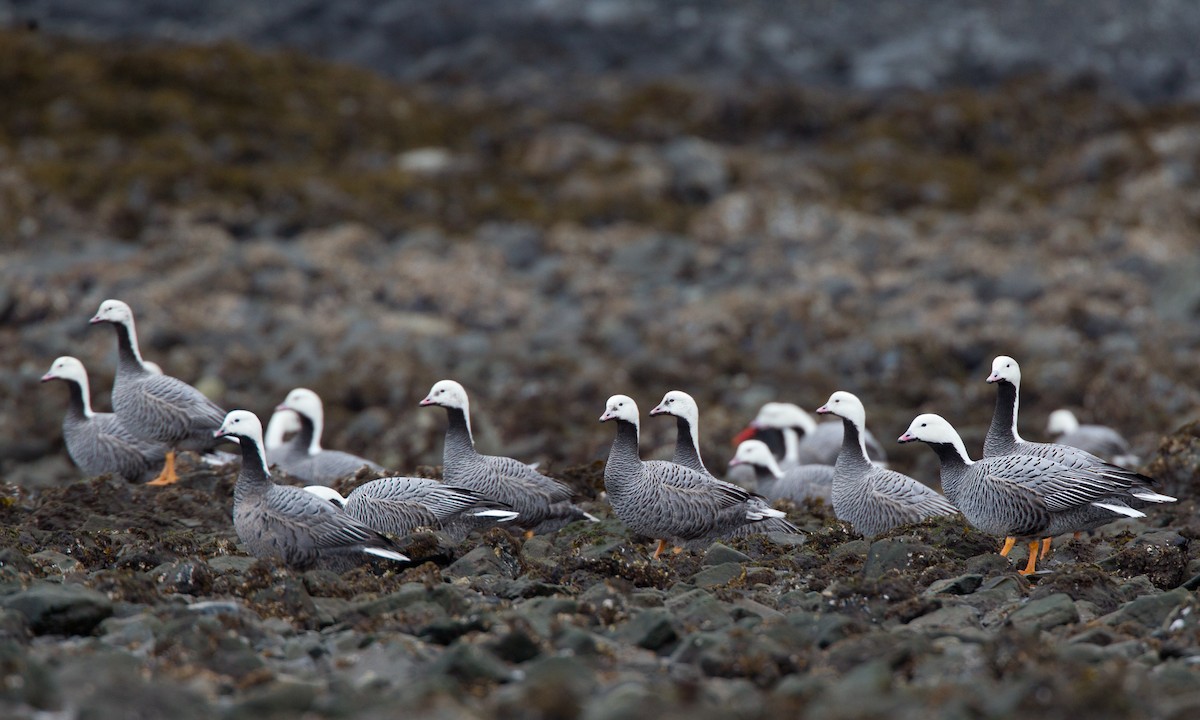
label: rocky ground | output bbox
[0,443,1198,719]
[3,4,1200,718]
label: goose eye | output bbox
[920,423,927,428]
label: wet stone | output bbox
[1006,593,1080,632]
[1101,587,1193,629]
[619,607,678,651]
[923,574,983,597]
[703,543,750,566]
[1,581,113,636]
[690,562,744,589]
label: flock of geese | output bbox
[39,299,1174,576]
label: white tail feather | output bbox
[748,506,786,520]
[1130,490,1176,503]
[1091,502,1146,518]
[471,509,520,522]
[582,512,601,522]
[363,548,410,562]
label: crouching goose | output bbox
[40,356,168,482]
[420,380,597,535]
[600,395,798,558]
[815,391,957,537]
[728,439,835,505]
[1047,409,1140,468]
[216,410,409,571]
[270,388,385,485]
[303,478,518,540]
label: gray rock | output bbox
[581,681,663,720]
[1101,587,1193,629]
[1006,593,1080,632]
[150,559,213,595]
[664,589,732,631]
[903,605,985,640]
[863,539,938,579]
[702,543,750,566]
[446,545,520,580]
[1,582,113,636]
[690,562,745,589]
[619,607,677,651]
[431,640,512,684]
[923,574,983,597]
[226,678,319,720]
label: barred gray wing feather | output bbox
[980,454,1144,513]
[85,414,168,481]
[868,469,958,519]
[265,485,388,552]
[484,455,574,501]
[122,374,224,444]
[311,449,385,480]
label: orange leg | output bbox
[1019,540,1040,575]
[146,450,179,486]
[999,536,1016,557]
[1073,531,1082,540]
[652,539,668,560]
[523,530,535,540]
[1039,537,1052,560]
[672,546,683,555]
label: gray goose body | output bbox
[817,392,957,538]
[219,411,408,572]
[271,389,385,486]
[42,357,168,482]
[902,414,1157,543]
[651,392,798,537]
[308,477,517,541]
[1048,409,1138,466]
[602,396,793,548]
[93,304,225,453]
[983,357,1169,533]
[729,439,834,504]
[421,381,595,535]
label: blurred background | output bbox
[4,0,1200,486]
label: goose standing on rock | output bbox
[734,402,887,467]
[815,391,957,537]
[89,299,226,486]
[899,413,1170,575]
[649,390,799,538]
[984,355,1173,556]
[420,380,597,535]
[728,439,835,505]
[270,388,385,485]
[600,395,798,558]
[303,479,518,540]
[216,410,409,570]
[40,356,168,482]
[1046,409,1140,468]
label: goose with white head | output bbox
[601,395,797,559]
[302,478,518,541]
[420,379,597,535]
[815,391,957,537]
[89,299,226,486]
[40,356,169,482]
[899,412,1170,574]
[1046,409,1140,468]
[649,391,801,538]
[984,355,1169,556]
[216,410,409,570]
[734,401,887,468]
[269,388,385,485]
[728,439,835,505]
